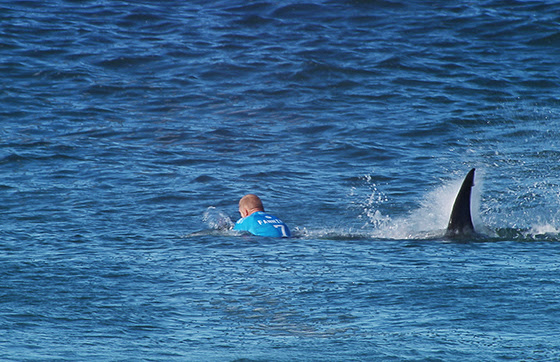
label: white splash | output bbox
[527,223,560,237]
[202,206,234,230]
[364,171,484,240]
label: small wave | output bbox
[0,153,26,165]
[271,3,325,19]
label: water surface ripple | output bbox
[2,0,560,360]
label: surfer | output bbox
[233,194,291,237]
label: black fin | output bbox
[446,168,476,237]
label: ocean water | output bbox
[2,0,560,360]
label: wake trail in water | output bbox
[309,170,560,242]
[362,170,560,242]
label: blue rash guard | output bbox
[234,211,291,238]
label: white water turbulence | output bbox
[362,172,485,240]
[184,207,236,238]
[202,206,234,231]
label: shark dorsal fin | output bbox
[446,168,476,237]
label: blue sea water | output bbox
[2,0,560,360]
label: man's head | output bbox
[238,194,264,217]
